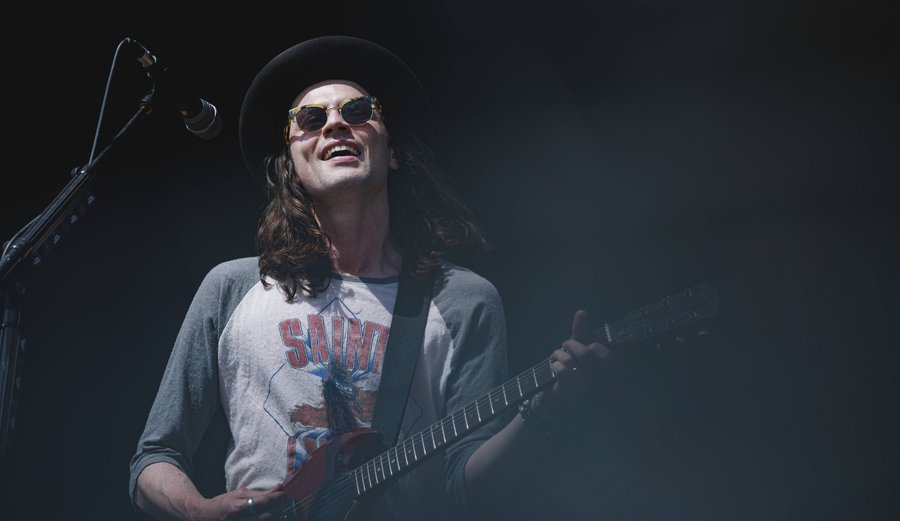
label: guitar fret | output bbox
[355,469,362,494]
[365,463,373,490]
[502,386,508,406]
[532,367,539,388]
[489,393,495,414]
[403,440,410,466]
[452,415,458,437]
[441,419,447,443]
[412,436,418,460]
[475,400,482,423]
[517,376,523,398]
[463,407,470,430]
[374,460,381,484]
[386,452,393,476]
[389,449,396,473]
[430,426,437,449]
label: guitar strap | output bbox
[371,268,435,446]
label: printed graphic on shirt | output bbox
[267,297,389,472]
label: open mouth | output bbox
[322,143,361,160]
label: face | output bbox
[286,80,398,200]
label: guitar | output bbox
[276,281,720,520]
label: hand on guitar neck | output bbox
[539,309,610,419]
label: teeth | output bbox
[323,144,360,160]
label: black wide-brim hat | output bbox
[239,35,432,184]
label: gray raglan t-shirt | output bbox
[129,257,508,520]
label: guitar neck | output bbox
[352,356,559,496]
[351,280,719,496]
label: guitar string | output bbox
[281,474,355,517]
[279,359,557,518]
[289,333,619,513]
[277,357,602,519]
[286,338,697,518]
[281,337,655,516]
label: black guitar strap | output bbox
[371,268,435,446]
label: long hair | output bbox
[256,130,488,300]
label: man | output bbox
[129,35,605,521]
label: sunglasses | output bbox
[286,96,383,137]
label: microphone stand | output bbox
[0,87,160,455]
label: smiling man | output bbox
[128,36,605,521]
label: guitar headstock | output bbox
[602,280,719,346]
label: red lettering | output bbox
[308,314,329,365]
[346,319,362,370]
[332,316,344,366]
[279,319,308,368]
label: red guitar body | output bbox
[281,428,387,521]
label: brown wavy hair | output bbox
[256,130,488,300]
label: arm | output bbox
[130,260,284,520]
[135,462,284,521]
[464,310,609,512]
[135,462,210,521]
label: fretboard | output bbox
[352,356,560,496]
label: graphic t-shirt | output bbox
[129,258,509,520]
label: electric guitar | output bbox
[276,281,720,520]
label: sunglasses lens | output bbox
[296,107,327,131]
[341,98,373,125]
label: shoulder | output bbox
[435,263,501,301]
[204,257,259,283]
[432,263,504,321]
[438,263,499,296]
[179,257,263,333]
[192,257,261,308]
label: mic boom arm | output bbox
[123,38,222,140]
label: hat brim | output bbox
[239,35,431,185]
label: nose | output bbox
[321,106,349,136]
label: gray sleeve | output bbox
[127,258,259,503]
[437,267,510,514]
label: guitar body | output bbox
[282,428,387,521]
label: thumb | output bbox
[571,309,591,344]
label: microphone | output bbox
[124,38,222,140]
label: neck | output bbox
[313,191,401,278]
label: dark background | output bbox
[1,1,897,519]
